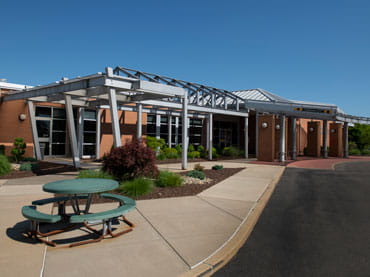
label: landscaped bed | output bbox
[0,161,77,180]
[137,167,243,200]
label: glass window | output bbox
[83,145,96,156]
[52,132,66,143]
[35,107,51,118]
[52,144,65,155]
[84,110,96,120]
[84,121,96,132]
[36,120,50,138]
[52,120,66,131]
[83,133,96,143]
[53,108,66,119]
[147,115,156,123]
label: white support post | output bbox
[64,94,80,168]
[155,114,161,139]
[255,112,259,158]
[244,116,249,159]
[291,117,297,160]
[175,117,179,145]
[95,109,102,159]
[27,101,42,160]
[77,107,84,158]
[279,115,286,162]
[206,117,210,151]
[208,113,213,160]
[168,115,172,148]
[108,88,121,147]
[323,120,328,158]
[182,90,188,170]
[343,122,349,158]
[136,103,142,139]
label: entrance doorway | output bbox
[35,106,67,157]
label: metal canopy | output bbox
[114,66,248,114]
[233,89,370,125]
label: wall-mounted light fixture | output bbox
[18,114,27,121]
[261,122,268,128]
[309,127,315,132]
[275,124,280,130]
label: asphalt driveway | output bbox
[215,161,370,277]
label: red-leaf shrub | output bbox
[102,139,159,181]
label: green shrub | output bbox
[349,149,361,156]
[188,151,200,159]
[175,145,182,155]
[156,152,166,160]
[22,157,37,162]
[103,139,159,181]
[162,147,179,159]
[212,164,224,170]
[212,147,219,158]
[20,162,33,171]
[0,145,5,155]
[193,163,205,171]
[188,144,195,152]
[197,145,206,158]
[222,146,241,157]
[186,170,205,180]
[11,138,26,163]
[155,171,183,187]
[146,136,165,151]
[0,155,11,176]
[349,142,358,151]
[361,149,370,156]
[119,177,153,197]
[77,169,113,179]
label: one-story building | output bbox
[1,66,369,169]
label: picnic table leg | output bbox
[70,195,81,215]
[84,194,93,214]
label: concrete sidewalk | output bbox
[0,162,284,277]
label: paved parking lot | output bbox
[216,161,370,277]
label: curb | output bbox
[179,167,285,277]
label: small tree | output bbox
[103,139,159,181]
[11,138,26,163]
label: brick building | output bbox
[1,67,369,169]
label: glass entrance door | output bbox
[35,107,67,157]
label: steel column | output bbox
[182,91,188,170]
[95,109,102,159]
[279,115,286,162]
[175,117,179,145]
[108,88,121,147]
[77,108,84,158]
[255,112,259,157]
[136,103,142,139]
[168,115,172,148]
[27,101,42,160]
[291,117,297,160]
[343,122,349,158]
[206,116,210,151]
[64,94,80,168]
[244,116,249,159]
[155,114,161,139]
[323,120,328,158]
[208,113,213,160]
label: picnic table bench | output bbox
[21,179,136,247]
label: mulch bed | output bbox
[0,170,35,179]
[0,161,77,180]
[137,167,244,200]
[54,167,245,206]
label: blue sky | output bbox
[1,0,370,116]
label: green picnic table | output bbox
[43,178,119,214]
